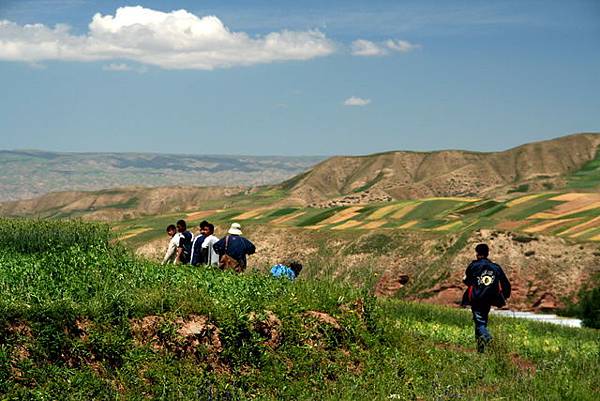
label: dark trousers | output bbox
[471,304,492,352]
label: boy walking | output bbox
[462,243,511,353]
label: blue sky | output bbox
[0,0,598,156]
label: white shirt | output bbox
[202,235,220,266]
[162,233,182,265]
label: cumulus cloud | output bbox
[0,6,336,70]
[343,96,371,106]
[351,38,419,57]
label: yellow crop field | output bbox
[362,220,386,229]
[391,203,420,219]
[433,221,462,231]
[331,220,362,230]
[186,210,220,220]
[523,218,579,233]
[272,211,306,224]
[506,193,546,207]
[367,203,406,220]
[400,220,419,229]
[321,206,363,225]
[558,216,600,236]
[235,210,264,220]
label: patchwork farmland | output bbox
[115,192,600,246]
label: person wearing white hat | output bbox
[213,222,256,271]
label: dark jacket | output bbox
[462,258,511,308]
[213,235,256,268]
[178,231,193,264]
[190,234,206,266]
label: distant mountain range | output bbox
[1,133,599,219]
[0,151,325,202]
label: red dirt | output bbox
[374,271,410,297]
[248,310,282,348]
[303,311,342,330]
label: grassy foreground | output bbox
[0,219,598,400]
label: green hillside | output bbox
[0,219,598,400]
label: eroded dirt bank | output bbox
[136,225,600,312]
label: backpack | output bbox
[179,231,193,264]
[463,260,508,307]
[218,236,244,273]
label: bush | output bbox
[0,217,110,254]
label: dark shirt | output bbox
[462,258,511,307]
[213,235,256,268]
[178,231,193,264]
[190,234,206,266]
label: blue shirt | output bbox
[270,264,296,280]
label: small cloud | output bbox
[351,40,387,57]
[352,38,420,57]
[343,96,371,107]
[385,39,420,53]
[102,63,133,71]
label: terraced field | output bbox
[116,192,600,247]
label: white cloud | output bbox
[0,6,336,70]
[343,96,371,107]
[386,39,420,52]
[351,39,387,56]
[351,38,420,57]
[102,63,132,71]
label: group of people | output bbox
[161,219,302,279]
[162,219,509,353]
[162,219,256,269]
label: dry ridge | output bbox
[283,133,600,206]
[0,186,245,221]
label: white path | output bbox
[490,309,582,328]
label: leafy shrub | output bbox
[0,218,110,254]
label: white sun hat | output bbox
[228,222,242,235]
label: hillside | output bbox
[283,133,600,206]
[0,150,324,202]
[0,219,598,400]
[3,133,599,220]
[0,186,251,221]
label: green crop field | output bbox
[0,218,598,400]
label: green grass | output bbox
[401,199,467,221]
[265,208,299,218]
[567,145,600,190]
[507,184,530,194]
[296,208,344,227]
[0,218,598,400]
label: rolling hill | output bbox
[283,133,600,206]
